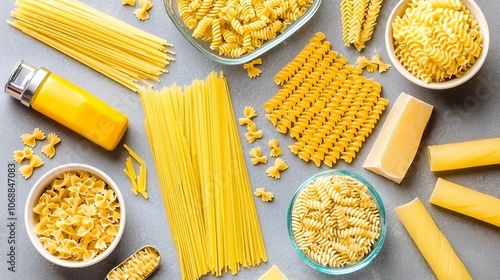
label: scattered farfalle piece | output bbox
[19,154,43,179]
[41,133,61,158]
[238,118,254,127]
[254,188,274,202]
[371,54,391,73]
[249,147,268,165]
[266,158,288,179]
[122,0,135,5]
[243,106,258,119]
[356,56,378,72]
[21,128,45,147]
[13,147,33,163]
[245,123,263,143]
[244,58,263,78]
[239,106,258,127]
[268,139,283,157]
[134,0,153,20]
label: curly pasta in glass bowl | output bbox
[24,164,126,268]
[385,0,489,90]
[287,169,387,275]
[163,0,322,65]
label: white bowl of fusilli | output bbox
[287,169,387,275]
[386,0,489,90]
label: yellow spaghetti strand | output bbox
[8,0,174,92]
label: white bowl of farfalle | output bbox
[25,164,126,268]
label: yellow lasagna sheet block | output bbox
[395,198,472,280]
[430,178,500,227]
[363,92,433,183]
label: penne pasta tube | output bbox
[428,137,500,171]
[395,198,472,280]
[430,178,500,227]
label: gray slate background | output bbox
[0,0,499,279]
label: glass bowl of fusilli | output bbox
[385,0,489,90]
[24,164,126,268]
[163,0,322,65]
[287,169,387,275]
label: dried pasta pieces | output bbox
[392,0,482,83]
[428,138,500,172]
[341,0,384,50]
[266,158,288,179]
[33,170,121,261]
[370,54,391,73]
[254,188,274,202]
[123,144,148,199]
[356,55,391,73]
[9,0,174,92]
[21,127,45,147]
[396,198,472,279]
[239,106,257,127]
[244,58,263,78]
[249,147,268,165]
[291,174,381,267]
[268,139,282,157]
[134,0,153,21]
[356,56,378,72]
[19,154,43,179]
[177,0,313,57]
[430,178,500,227]
[245,123,263,143]
[41,133,61,158]
[242,106,258,119]
[265,33,388,166]
[13,147,33,163]
[121,0,136,6]
[106,246,160,280]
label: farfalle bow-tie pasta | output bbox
[33,170,121,261]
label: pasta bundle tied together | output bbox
[140,72,267,279]
[392,0,482,83]
[177,0,314,57]
[9,0,174,92]
[265,32,389,167]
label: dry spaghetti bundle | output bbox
[8,0,174,92]
[140,72,267,279]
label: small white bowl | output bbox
[25,164,126,268]
[385,0,489,90]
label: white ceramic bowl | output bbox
[385,0,489,90]
[25,164,126,268]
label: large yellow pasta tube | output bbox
[428,137,500,171]
[430,178,500,227]
[395,198,472,280]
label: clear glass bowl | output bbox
[163,0,323,65]
[287,169,387,275]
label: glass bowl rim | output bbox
[163,0,323,65]
[287,169,387,275]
